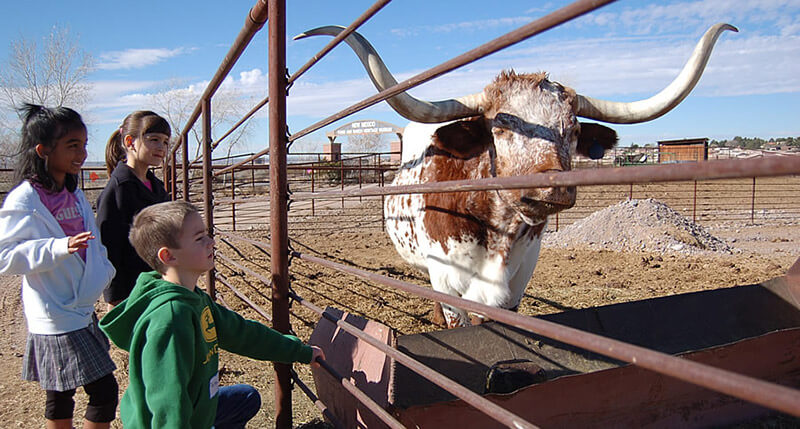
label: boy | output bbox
[100,200,323,428]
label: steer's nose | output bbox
[536,185,576,207]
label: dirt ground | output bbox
[1,211,798,427]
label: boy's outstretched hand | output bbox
[68,231,95,254]
[310,346,325,368]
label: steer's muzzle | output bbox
[518,186,577,219]
[533,185,576,207]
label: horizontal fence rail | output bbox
[293,156,800,199]
[216,231,540,429]
[290,251,800,418]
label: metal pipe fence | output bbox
[157,0,800,427]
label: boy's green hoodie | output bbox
[100,271,312,428]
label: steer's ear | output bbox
[432,117,492,159]
[577,122,617,160]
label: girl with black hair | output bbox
[0,104,118,428]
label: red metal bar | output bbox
[268,1,292,426]
[293,294,537,429]
[751,177,756,223]
[202,99,216,299]
[250,159,255,192]
[292,157,800,200]
[340,160,344,209]
[171,147,177,200]
[169,0,268,162]
[311,162,315,216]
[216,242,395,428]
[215,271,271,322]
[292,250,800,418]
[217,0,618,175]
[231,170,236,231]
[693,180,697,223]
[289,369,345,429]
[182,132,189,201]
[188,97,270,167]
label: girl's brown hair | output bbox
[105,111,171,175]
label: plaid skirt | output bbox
[22,314,116,391]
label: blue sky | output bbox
[1,0,799,162]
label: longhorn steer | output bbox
[296,24,736,328]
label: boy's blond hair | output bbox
[129,200,199,274]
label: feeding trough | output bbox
[309,260,800,428]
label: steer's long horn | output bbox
[294,26,485,123]
[577,23,737,124]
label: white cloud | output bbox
[97,48,187,70]
[581,0,800,36]
[240,68,266,87]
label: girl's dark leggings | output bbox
[45,373,118,422]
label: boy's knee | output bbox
[83,373,119,423]
[239,384,261,417]
[45,388,77,420]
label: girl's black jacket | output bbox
[96,162,169,302]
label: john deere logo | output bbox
[201,307,217,343]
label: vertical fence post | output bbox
[629,183,633,200]
[340,159,345,209]
[693,180,697,223]
[268,1,292,427]
[380,156,385,232]
[231,170,236,231]
[202,99,215,299]
[751,177,756,223]
[182,132,190,202]
[311,162,315,216]
[171,147,177,199]
[251,159,256,192]
[358,156,363,203]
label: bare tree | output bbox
[0,26,93,113]
[0,117,16,168]
[348,132,386,153]
[0,26,93,168]
[150,79,257,164]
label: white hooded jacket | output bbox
[0,181,115,334]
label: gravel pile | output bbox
[542,198,735,255]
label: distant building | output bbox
[657,138,708,163]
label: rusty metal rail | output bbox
[216,0,618,175]
[215,238,539,428]
[293,156,800,200]
[215,271,272,322]
[291,250,800,418]
[214,246,410,429]
[186,0,393,170]
[289,368,345,429]
[293,292,539,429]
[167,0,268,162]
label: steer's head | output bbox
[295,23,736,222]
[433,71,617,221]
